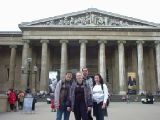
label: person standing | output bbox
[50,92,56,112]
[67,71,93,120]
[92,74,109,120]
[18,90,25,110]
[82,67,93,120]
[55,72,73,120]
[7,89,17,112]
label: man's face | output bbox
[65,73,72,81]
[82,68,88,76]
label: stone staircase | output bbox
[110,94,160,102]
[36,94,160,102]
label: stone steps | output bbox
[110,95,160,102]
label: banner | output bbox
[127,72,137,94]
[49,71,59,93]
[23,97,33,112]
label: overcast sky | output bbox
[0,0,160,31]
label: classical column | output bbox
[9,45,17,88]
[136,41,145,94]
[21,40,30,90]
[98,40,107,83]
[155,41,160,90]
[40,40,49,91]
[60,40,68,80]
[118,41,126,95]
[79,40,88,70]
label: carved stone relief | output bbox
[32,12,147,26]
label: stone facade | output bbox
[0,8,160,95]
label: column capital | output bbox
[98,40,107,44]
[40,40,49,44]
[155,40,160,45]
[9,45,17,48]
[79,40,88,44]
[136,40,145,44]
[60,40,68,44]
[23,40,30,44]
[117,40,126,44]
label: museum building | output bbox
[0,8,160,95]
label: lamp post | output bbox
[33,65,38,90]
[27,58,32,88]
[21,58,38,89]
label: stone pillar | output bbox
[136,41,145,94]
[9,45,17,89]
[79,40,88,70]
[98,40,107,83]
[118,41,126,95]
[155,41,160,90]
[21,40,30,90]
[60,40,68,80]
[40,40,49,91]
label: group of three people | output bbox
[54,67,109,120]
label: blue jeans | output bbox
[56,109,70,120]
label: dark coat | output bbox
[66,81,93,111]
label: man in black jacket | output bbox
[82,67,93,120]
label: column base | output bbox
[119,91,126,95]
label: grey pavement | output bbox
[0,102,160,120]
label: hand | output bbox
[67,107,71,112]
[102,103,106,109]
[87,107,91,112]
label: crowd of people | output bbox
[6,67,109,120]
[53,67,109,120]
[7,89,24,112]
[5,67,156,120]
[6,88,36,112]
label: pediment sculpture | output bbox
[32,12,148,27]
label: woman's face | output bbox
[94,75,100,83]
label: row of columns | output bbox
[8,40,160,94]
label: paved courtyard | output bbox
[0,102,160,120]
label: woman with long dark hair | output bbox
[92,74,109,120]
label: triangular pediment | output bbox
[19,8,159,27]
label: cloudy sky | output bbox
[0,0,160,31]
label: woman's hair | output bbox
[93,73,104,86]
